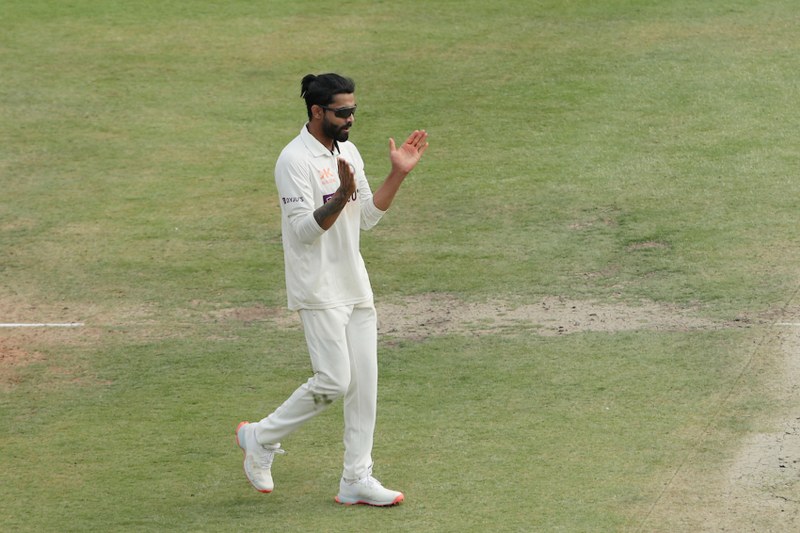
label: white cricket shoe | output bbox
[335,476,405,506]
[235,421,284,493]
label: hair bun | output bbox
[300,74,317,97]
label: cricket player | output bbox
[236,73,428,506]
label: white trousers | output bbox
[254,302,378,481]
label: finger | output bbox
[414,131,428,149]
[338,158,352,177]
[407,130,427,147]
[389,137,396,152]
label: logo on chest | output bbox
[319,167,336,185]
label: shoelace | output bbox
[258,446,286,468]
[362,476,383,488]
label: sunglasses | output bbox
[320,105,357,119]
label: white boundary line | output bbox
[776,322,800,327]
[0,323,85,328]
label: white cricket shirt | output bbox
[274,124,385,311]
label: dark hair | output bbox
[301,73,356,119]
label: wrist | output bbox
[388,168,409,181]
[332,190,351,205]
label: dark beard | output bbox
[323,118,350,143]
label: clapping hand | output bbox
[389,130,429,175]
[337,157,356,200]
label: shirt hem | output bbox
[288,295,374,312]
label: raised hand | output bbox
[389,130,429,175]
[313,158,357,230]
[337,157,356,199]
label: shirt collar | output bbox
[301,123,340,157]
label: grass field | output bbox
[3,1,800,531]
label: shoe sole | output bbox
[236,421,272,494]
[334,493,404,507]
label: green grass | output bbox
[3,1,800,531]
[2,328,755,531]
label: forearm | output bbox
[313,192,350,230]
[371,169,409,212]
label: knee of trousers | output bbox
[308,371,350,402]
